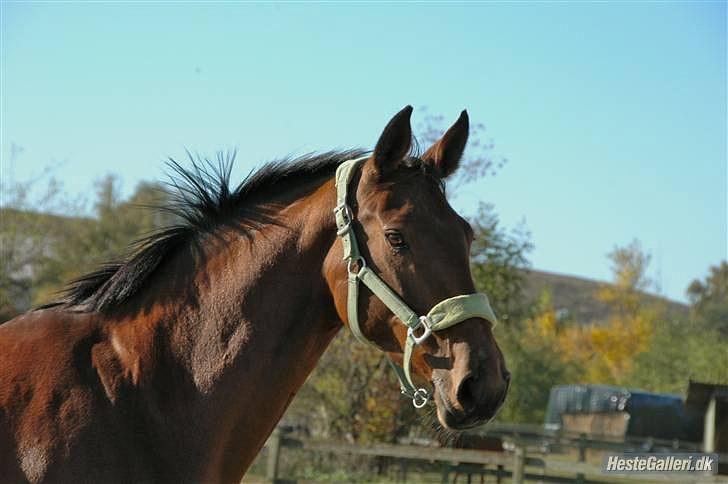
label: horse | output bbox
[0,106,509,483]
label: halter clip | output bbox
[412,388,429,408]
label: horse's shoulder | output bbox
[0,309,117,482]
[0,308,109,406]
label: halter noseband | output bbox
[333,157,498,408]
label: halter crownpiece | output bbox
[334,157,498,408]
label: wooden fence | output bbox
[479,423,705,454]
[257,426,728,484]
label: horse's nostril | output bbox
[503,370,511,383]
[456,375,478,413]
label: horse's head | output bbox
[327,106,509,430]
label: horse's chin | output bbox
[432,381,490,432]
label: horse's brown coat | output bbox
[0,107,508,483]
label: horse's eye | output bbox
[385,231,408,250]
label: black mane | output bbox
[40,149,368,312]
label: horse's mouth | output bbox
[432,377,506,431]
[432,381,490,431]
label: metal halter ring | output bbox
[408,316,433,345]
[412,388,429,408]
[347,256,367,276]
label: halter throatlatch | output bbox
[334,157,498,408]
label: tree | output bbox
[495,292,582,423]
[687,261,728,335]
[597,240,653,315]
[0,170,174,314]
[626,261,728,392]
[416,107,506,188]
[469,203,532,322]
[564,241,658,384]
[627,319,728,394]
[501,240,659,409]
[285,331,416,443]
[0,168,76,319]
[32,176,174,306]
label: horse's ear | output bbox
[371,105,413,178]
[422,110,469,178]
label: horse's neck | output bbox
[153,176,342,478]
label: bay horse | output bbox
[0,106,509,483]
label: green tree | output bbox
[627,320,728,394]
[626,261,728,393]
[598,240,653,315]
[0,169,76,319]
[687,261,728,335]
[286,331,416,443]
[496,241,665,422]
[0,169,174,313]
[470,202,532,322]
[495,292,582,423]
[33,177,174,305]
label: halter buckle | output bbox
[412,388,429,408]
[408,316,433,345]
[333,203,353,236]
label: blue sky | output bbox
[1,2,725,302]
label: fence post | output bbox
[511,446,525,484]
[575,433,587,483]
[265,427,282,483]
[496,464,504,484]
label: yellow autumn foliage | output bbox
[526,305,655,385]
[524,242,658,385]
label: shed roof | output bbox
[685,380,728,409]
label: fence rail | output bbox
[257,426,728,484]
[480,423,704,451]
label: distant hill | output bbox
[521,269,689,324]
